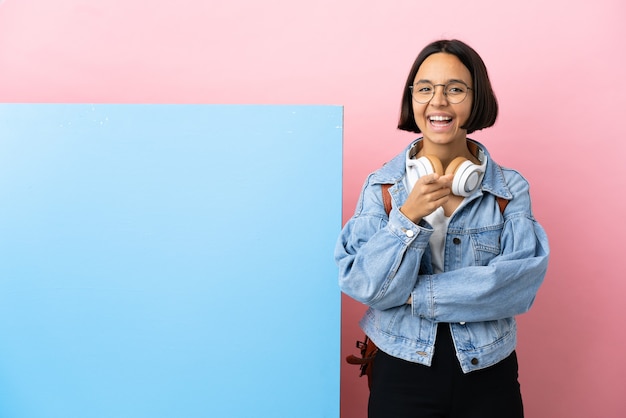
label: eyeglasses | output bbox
[410,81,472,104]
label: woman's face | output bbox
[412,53,473,146]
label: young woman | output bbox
[335,39,549,418]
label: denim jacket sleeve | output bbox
[410,168,550,323]
[335,173,432,310]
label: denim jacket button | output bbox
[471,358,479,365]
[405,230,414,238]
[459,322,466,325]
[453,237,461,245]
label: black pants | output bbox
[368,325,524,418]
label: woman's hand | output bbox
[400,173,454,223]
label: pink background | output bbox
[1,0,624,417]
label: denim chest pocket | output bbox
[469,224,503,265]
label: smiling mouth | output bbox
[428,115,453,127]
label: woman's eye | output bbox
[447,84,466,94]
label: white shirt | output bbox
[423,207,451,274]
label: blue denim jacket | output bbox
[335,139,549,373]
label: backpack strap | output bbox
[381,184,393,215]
[496,196,509,215]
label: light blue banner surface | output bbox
[0,104,342,418]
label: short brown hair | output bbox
[398,39,498,134]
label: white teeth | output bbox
[429,115,452,121]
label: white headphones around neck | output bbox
[406,140,486,197]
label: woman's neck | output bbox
[418,138,478,168]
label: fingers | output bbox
[421,173,453,188]
[412,174,452,202]
[400,174,454,222]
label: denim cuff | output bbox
[387,206,432,248]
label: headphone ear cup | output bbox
[446,157,484,197]
[406,155,443,191]
[445,157,467,176]
[416,155,443,176]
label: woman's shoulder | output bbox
[498,165,531,192]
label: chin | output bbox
[423,131,464,144]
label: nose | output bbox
[429,84,448,106]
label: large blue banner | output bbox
[0,104,342,418]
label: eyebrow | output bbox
[414,78,469,85]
